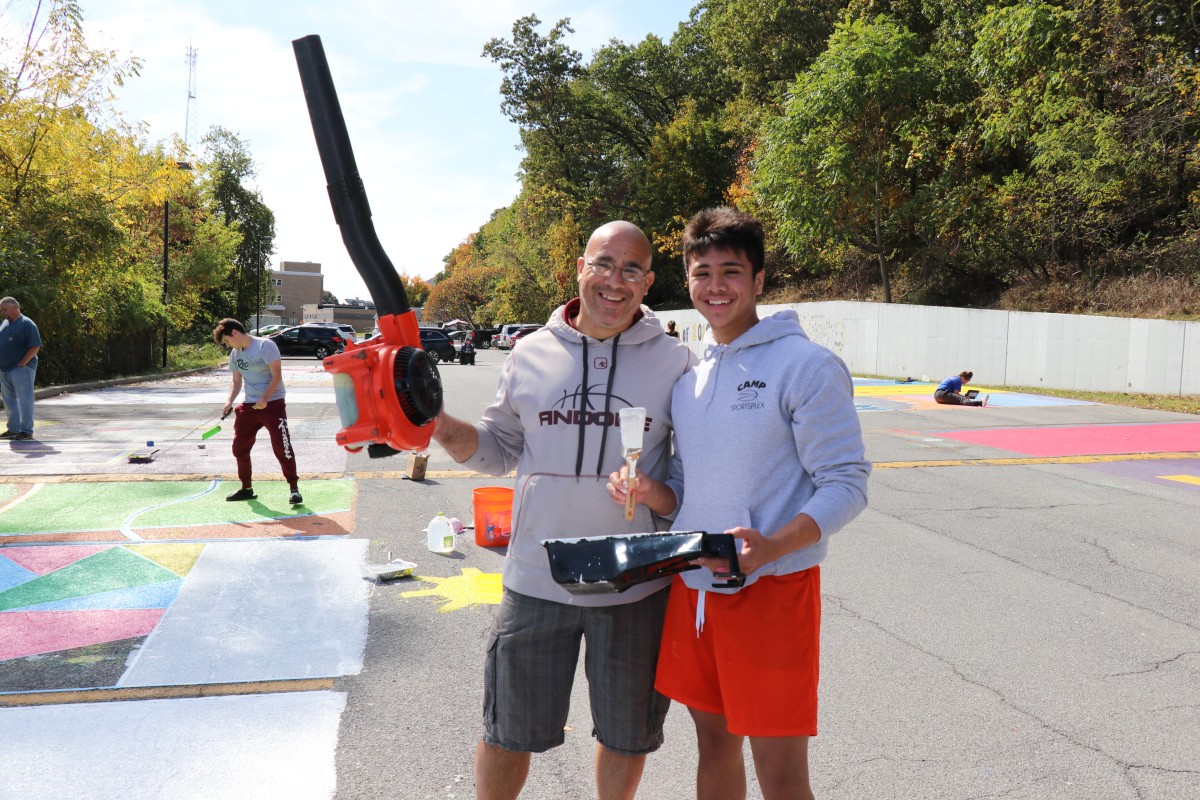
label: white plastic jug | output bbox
[426,512,456,554]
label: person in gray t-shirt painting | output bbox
[212,318,302,506]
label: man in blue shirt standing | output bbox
[0,296,42,441]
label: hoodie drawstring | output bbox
[576,338,589,478]
[595,333,620,475]
[703,343,725,410]
[574,335,622,477]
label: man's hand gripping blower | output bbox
[293,35,442,457]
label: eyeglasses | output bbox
[586,258,648,283]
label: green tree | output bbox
[399,273,431,307]
[0,0,173,381]
[694,0,845,108]
[756,15,938,302]
[424,266,504,325]
[202,126,275,324]
[968,1,1200,280]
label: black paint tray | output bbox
[544,531,744,595]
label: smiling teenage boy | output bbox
[611,207,870,799]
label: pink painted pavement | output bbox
[3,545,112,576]
[0,609,164,660]
[937,422,1200,458]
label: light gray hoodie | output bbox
[671,310,870,593]
[463,300,695,606]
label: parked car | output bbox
[510,325,542,346]
[304,322,358,341]
[418,327,457,364]
[493,324,533,350]
[472,328,499,349]
[268,325,347,359]
[250,323,290,337]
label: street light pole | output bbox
[162,199,170,369]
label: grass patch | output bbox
[165,343,226,373]
[997,385,1200,416]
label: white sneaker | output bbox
[981,394,990,407]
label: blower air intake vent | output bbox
[393,346,442,426]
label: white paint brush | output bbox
[618,407,646,522]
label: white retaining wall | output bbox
[660,301,1200,396]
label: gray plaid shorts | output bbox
[482,587,671,755]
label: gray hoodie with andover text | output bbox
[461,300,696,606]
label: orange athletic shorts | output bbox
[655,568,821,737]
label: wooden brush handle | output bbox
[624,461,637,521]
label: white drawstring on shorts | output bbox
[695,589,707,637]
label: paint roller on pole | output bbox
[201,410,230,441]
[618,407,646,522]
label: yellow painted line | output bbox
[0,677,336,707]
[876,452,1200,469]
[1160,474,1200,485]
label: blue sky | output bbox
[47,0,700,302]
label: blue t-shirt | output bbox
[228,336,285,403]
[937,376,963,393]
[0,315,41,371]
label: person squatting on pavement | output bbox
[0,296,42,441]
[459,332,476,365]
[934,370,987,406]
[431,221,695,800]
[212,318,303,506]
[610,207,871,800]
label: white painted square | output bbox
[120,539,368,687]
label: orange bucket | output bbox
[473,487,514,547]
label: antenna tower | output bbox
[184,44,198,148]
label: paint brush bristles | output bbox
[618,408,646,522]
[619,407,646,451]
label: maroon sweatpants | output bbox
[232,399,299,489]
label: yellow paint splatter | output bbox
[400,567,502,612]
[1159,474,1200,486]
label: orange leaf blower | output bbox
[293,35,442,458]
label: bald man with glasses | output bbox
[432,221,694,799]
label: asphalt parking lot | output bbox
[3,351,1198,799]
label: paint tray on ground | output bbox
[543,531,743,595]
[361,558,417,582]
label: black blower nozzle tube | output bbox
[293,35,410,317]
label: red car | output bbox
[510,325,542,346]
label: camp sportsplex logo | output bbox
[733,379,766,411]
